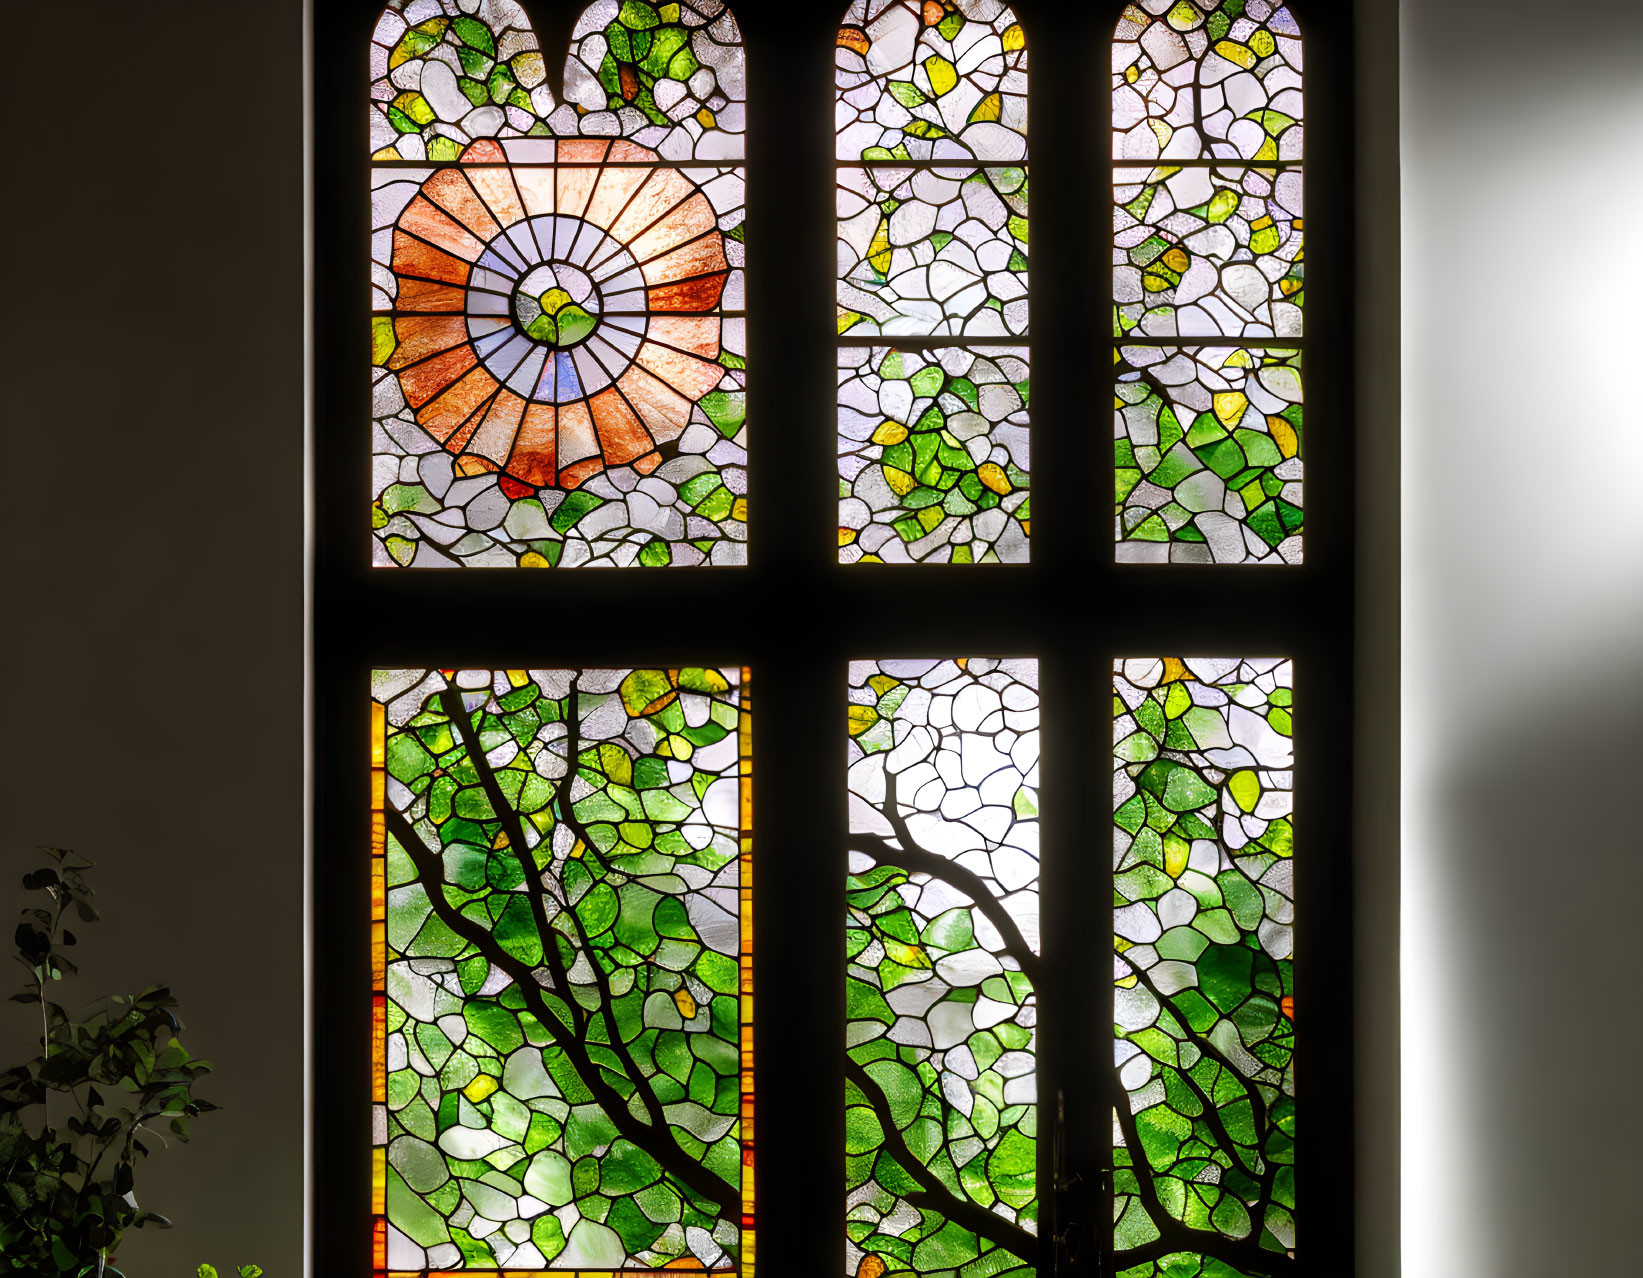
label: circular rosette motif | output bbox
[384,140,730,493]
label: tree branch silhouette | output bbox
[853,767,1041,986]
[1112,962,1292,1276]
[384,804,737,1218]
[845,1057,1037,1265]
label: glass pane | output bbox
[1115,344,1302,564]
[1114,166,1303,341]
[835,1,1028,163]
[837,164,1029,339]
[370,3,747,568]
[1110,2,1303,163]
[838,4,1030,566]
[839,345,1030,563]
[1112,3,1303,565]
[846,658,1041,1278]
[372,666,753,1273]
[1112,657,1295,1276]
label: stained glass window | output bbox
[836,3,1031,563]
[1112,2,1304,564]
[371,666,754,1273]
[1112,657,1295,1276]
[371,2,748,567]
[846,658,1040,1278]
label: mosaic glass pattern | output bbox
[372,667,753,1274]
[1111,2,1303,563]
[1114,165,1302,341]
[838,346,1029,564]
[836,1,1027,163]
[846,658,1040,1278]
[371,3,747,568]
[371,1,746,162]
[1115,345,1302,564]
[1111,658,1295,1277]
[837,164,1029,340]
[838,3,1030,563]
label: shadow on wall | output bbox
[1,0,306,1272]
[1423,660,1641,1275]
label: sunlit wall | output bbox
[1400,1,1643,1274]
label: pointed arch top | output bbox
[1112,0,1302,163]
[835,0,1027,163]
[371,0,746,162]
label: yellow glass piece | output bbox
[511,51,546,89]
[1214,392,1249,426]
[868,218,893,276]
[463,1075,500,1103]
[969,92,1002,123]
[1250,29,1277,57]
[1167,1,1204,31]
[673,988,697,1019]
[537,287,574,314]
[1214,40,1258,70]
[847,705,880,736]
[977,462,1012,495]
[1162,247,1190,273]
[696,107,717,129]
[731,497,748,521]
[839,527,858,546]
[372,316,397,366]
[519,551,551,567]
[924,54,958,97]
[1207,188,1240,223]
[1164,834,1190,879]
[1268,415,1300,458]
[389,18,449,70]
[1228,769,1261,813]
[872,420,909,446]
[393,91,436,125]
[1002,23,1025,51]
[1126,64,1140,84]
[883,466,916,496]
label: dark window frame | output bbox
[311,3,1360,1274]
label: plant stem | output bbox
[39,890,59,1132]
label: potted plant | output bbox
[0,848,217,1276]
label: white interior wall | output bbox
[1400,1,1643,1274]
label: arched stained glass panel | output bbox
[370,2,748,568]
[1112,1,1304,565]
[836,3,1030,564]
